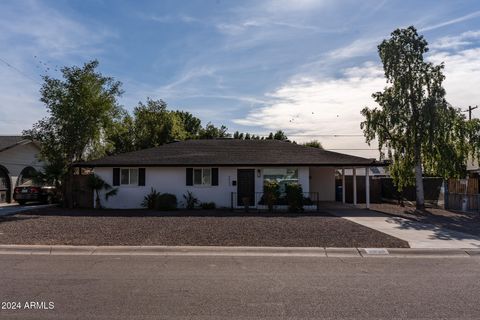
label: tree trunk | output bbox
[414,158,425,211]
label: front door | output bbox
[237,169,255,206]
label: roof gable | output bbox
[0,136,36,153]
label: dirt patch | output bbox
[0,207,409,247]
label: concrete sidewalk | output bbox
[329,209,480,249]
[0,245,478,258]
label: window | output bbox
[120,168,139,186]
[193,168,212,186]
[263,168,298,192]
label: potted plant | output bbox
[263,180,280,212]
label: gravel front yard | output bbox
[0,207,409,247]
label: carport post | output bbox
[341,168,346,204]
[365,167,370,209]
[353,168,357,206]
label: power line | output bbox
[0,56,42,85]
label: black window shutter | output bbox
[186,168,193,186]
[112,168,120,186]
[212,168,219,186]
[138,168,146,186]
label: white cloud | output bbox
[233,63,386,136]
[420,10,480,32]
[430,30,480,50]
[429,48,480,109]
[327,37,382,59]
[234,43,480,158]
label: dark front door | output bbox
[237,169,255,206]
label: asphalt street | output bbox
[0,254,479,319]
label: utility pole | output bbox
[466,105,478,120]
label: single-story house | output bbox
[79,139,383,209]
[0,136,43,203]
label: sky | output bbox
[1,0,480,159]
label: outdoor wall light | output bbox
[257,169,261,177]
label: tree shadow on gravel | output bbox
[0,215,40,224]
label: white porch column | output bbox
[341,168,346,204]
[365,167,370,209]
[353,168,357,206]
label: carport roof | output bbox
[78,139,385,167]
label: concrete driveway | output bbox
[329,209,480,249]
[0,203,54,217]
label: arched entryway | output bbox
[16,166,38,187]
[0,165,11,203]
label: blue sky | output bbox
[1,0,480,158]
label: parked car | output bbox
[13,184,57,205]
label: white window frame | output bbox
[120,168,139,186]
[193,168,212,186]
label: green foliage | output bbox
[360,26,480,209]
[133,98,188,149]
[25,60,123,165]
[266,130,288,141]
[141,189,177,210]
[302,140,323,148]
[200,202,216,210]
[183,191,199,209]
[107,111,136,155]
[175,111,202,138]
[141,188,161,210]
[198,123,231,139]
[156,193,178,211]
[285,183,304,212]
[233,131,262,140]
[87,174,118,209]
[23,60,123,206]
[263,180,280,211]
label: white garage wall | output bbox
[309,167,335,201]
[0,142,43,201]
[95,166,313,209]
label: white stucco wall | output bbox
[95,166,313,209]
[0,142,43,202]
[309,167,335,201]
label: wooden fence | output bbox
[446,178,479,212]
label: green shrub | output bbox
[156,193,177,211]
[286,183,303,212]
[141,188,161,210]
[200,202,216,210]
[263,180,280,212]
[183,191,198,209]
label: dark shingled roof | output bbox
[0,136,28,152]
[80,139,382,167]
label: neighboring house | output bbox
[0,136,43,203]
[78,139,382,209]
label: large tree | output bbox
[24,60,123,204]
[132,98,188,149]
[361,26,480,210]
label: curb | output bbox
[0,245,479,258]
